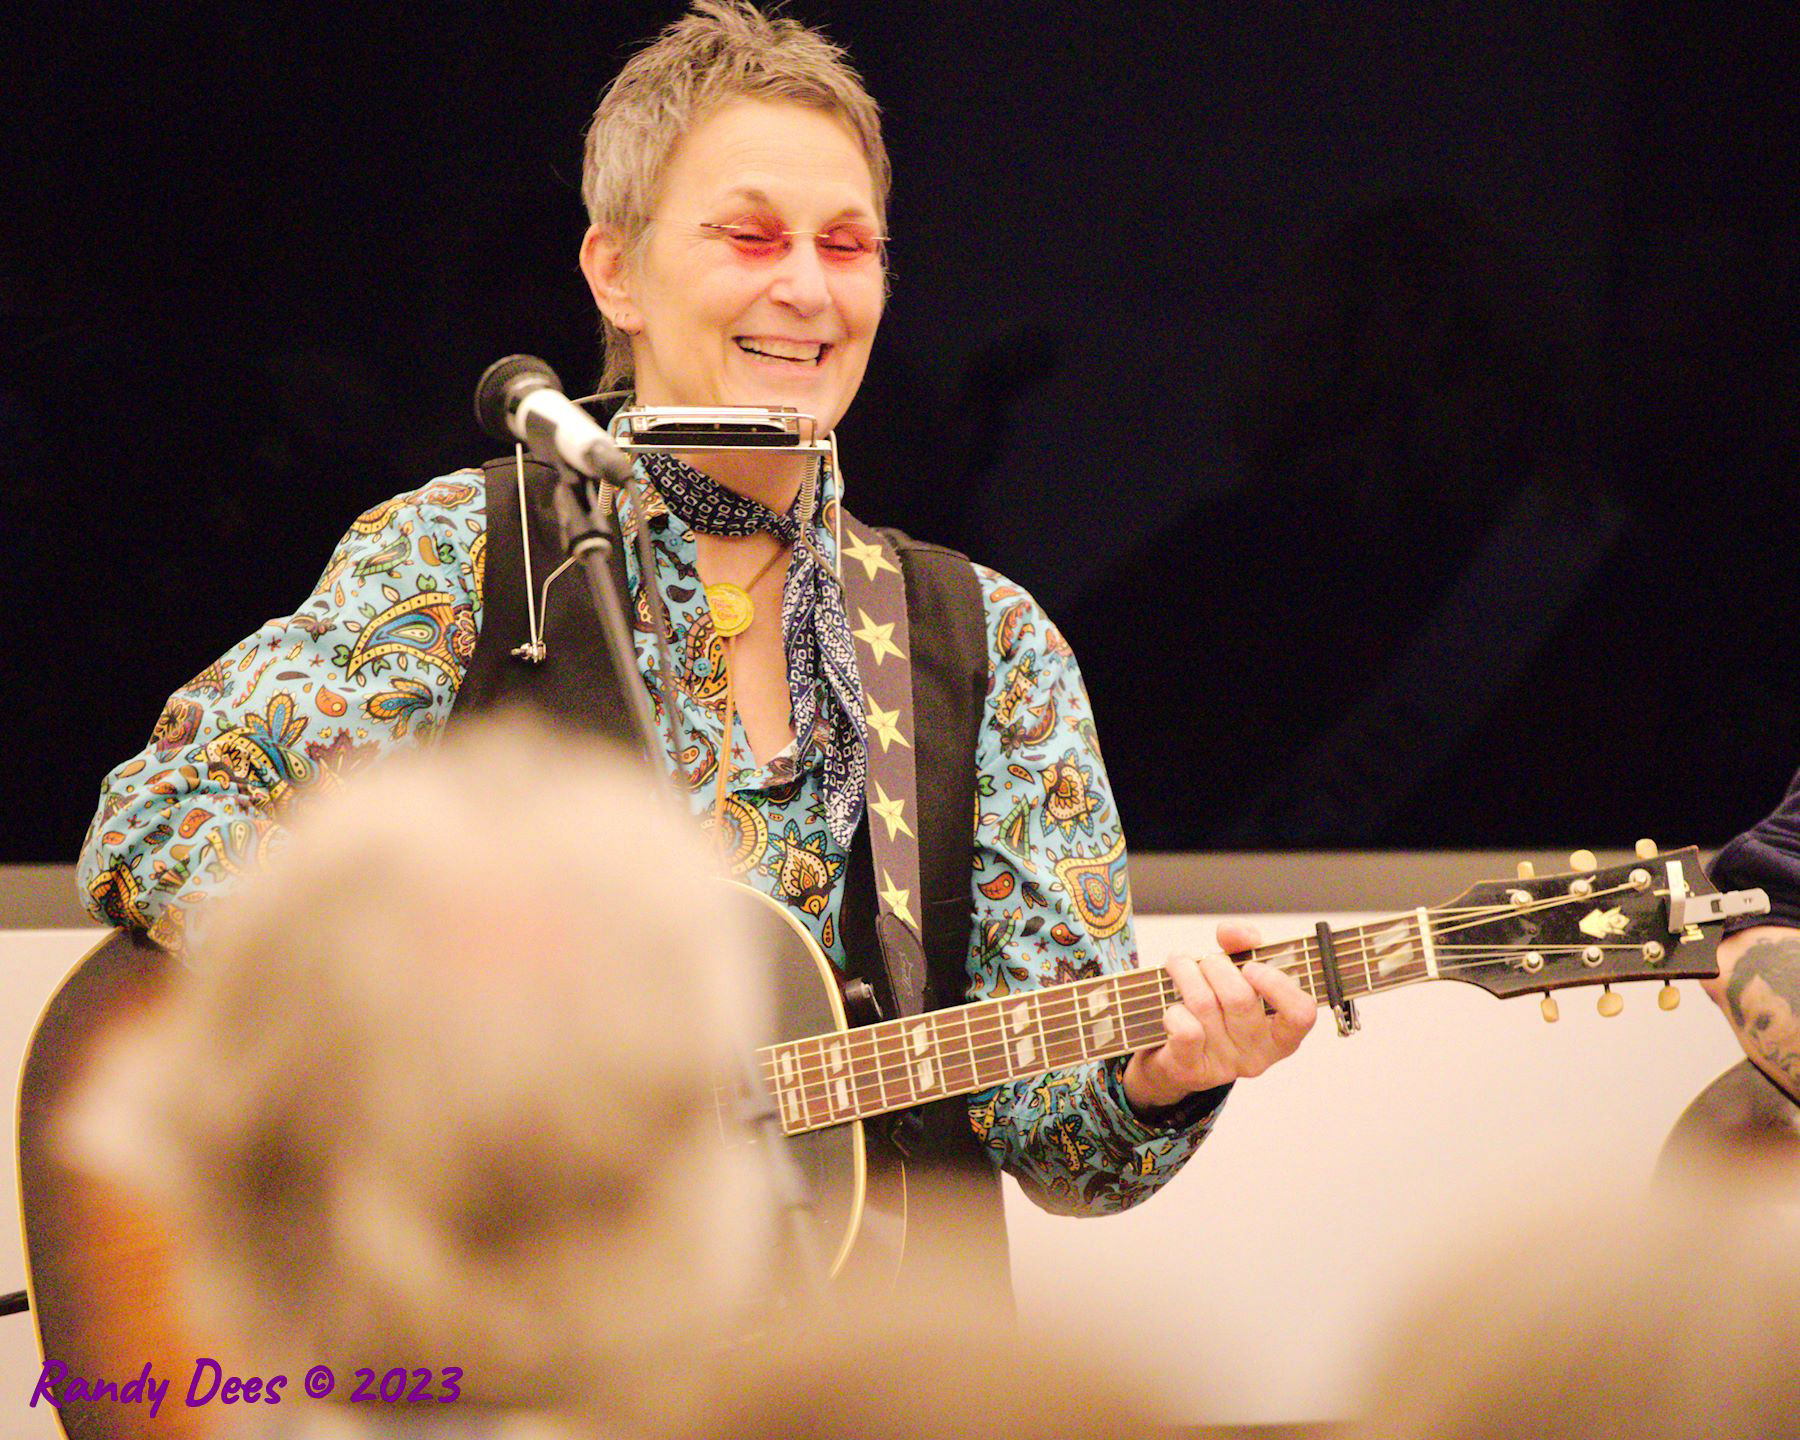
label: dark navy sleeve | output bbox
[1707,765,1800,933]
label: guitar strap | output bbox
[834,511,927,1019]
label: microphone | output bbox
[474,355,635,484]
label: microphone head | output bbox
[474,354,563,445]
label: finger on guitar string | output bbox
[1162,950,1220,1025]
[1203,952,1318,1077]
[1134,948,1276,1100]
[1213,919,1263,956]
[1119,953,1215,1109]
[1240,957,1319,1052]
[1159,951,1216,1065]
[1198,952,1270,1059]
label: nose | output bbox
[766,238,831,317]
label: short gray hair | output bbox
[582,0,890,389]
[69,721,772,1421]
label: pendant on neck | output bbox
[706,582,755,639]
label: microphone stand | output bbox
[541,461,674,767]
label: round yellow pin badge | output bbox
[706,582,754,638]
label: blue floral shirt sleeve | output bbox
[965,566,1226,1214]
[76,475,487,949]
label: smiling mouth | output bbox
[734,338,829,366]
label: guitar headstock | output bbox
[1430,843,1768,1014]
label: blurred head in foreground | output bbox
[1356,1196,1800,1440]
[71,722,773,1425]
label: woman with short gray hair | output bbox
[78,0,1316,1299]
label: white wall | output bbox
[0,920,1745,1430]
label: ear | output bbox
[579,224,639,334]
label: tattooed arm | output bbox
[1704,927,1800,1102]
[1704,763,1800,1102]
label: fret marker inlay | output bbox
[1370,922,1413,978]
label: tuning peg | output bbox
[1541,994,1560,1023]
[1516,860,1536,880]
[1570,849,1597,872]
[1635,838,1659,860]
[1597,986,1623,1018]
[1659,983,1681,1011]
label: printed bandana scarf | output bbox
[641,451,868,849]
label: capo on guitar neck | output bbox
[1664,861,1770,934]
[1316,921,1360,1037]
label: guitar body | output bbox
[1659,1058,1800,1194]
[17,929,212,1440]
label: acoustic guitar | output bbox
[16,845,1761,1440]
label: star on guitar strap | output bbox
[837,511,928,1019]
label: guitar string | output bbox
[1133,879,1647,977]
[1418,866,1668,916]
[1039,883,1657,1015]
[1423,882,1640,939]
[756,939,1680,1111]
[761,949,1613,1132]
[758,878,1687,1107]
[1186,880,1649,980]
[758,913,1680,1088]
[762,900,1670,1098]
[765,876,1680,1098]
[759,915,1691,1105]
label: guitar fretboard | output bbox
[761,911,1438,1135]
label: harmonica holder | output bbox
[514,402,841,667]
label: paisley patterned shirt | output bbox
[78,467,1222,1215]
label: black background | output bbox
[6,2,1799,864]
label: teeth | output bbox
[736,338,825,363]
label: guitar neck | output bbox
[762,912,1433,1136]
